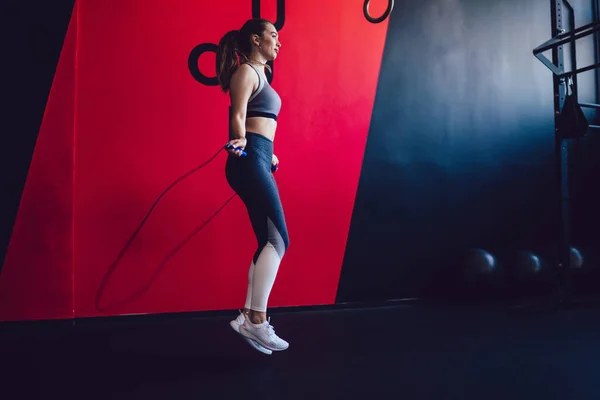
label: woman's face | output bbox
[256,23,281,61]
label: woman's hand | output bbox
[271,154,279,172]
[226,137,247,157]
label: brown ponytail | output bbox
[216,18,273,93]
[216,30,241,93]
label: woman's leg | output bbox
[235,175,289,351]
[226,154,257,317]
[225,134,289,351]
[244,175,289,322]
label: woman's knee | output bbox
[270,231,288,259]
[273,223,289,255]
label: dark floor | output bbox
[2,301,600,399]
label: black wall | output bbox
[337,0,600,303]
[0,1,75,274]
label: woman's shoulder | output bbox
[229,64,259,94]
[232,63,258,83]
[237,62,256,73]
[232,63,256,78]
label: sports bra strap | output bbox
[245,63,265,102]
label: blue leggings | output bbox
[225,132,289,311]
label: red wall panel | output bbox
[0,3,78,322]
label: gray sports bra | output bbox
[244,63,282,121]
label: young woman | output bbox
[216,18,289,355]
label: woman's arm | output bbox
[228,65,258,140]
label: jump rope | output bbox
[94,142,274,312]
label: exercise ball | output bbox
[514,251,543,278]
[570,247,584,269]
[463,248,497,278]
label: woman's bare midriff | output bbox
[246,117,277,141]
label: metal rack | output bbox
[532,0,600,306]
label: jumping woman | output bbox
[216,18,289,354]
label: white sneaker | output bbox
[239,317,289,352]
[230,311,272,355]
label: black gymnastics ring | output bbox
[363,0,394,24]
